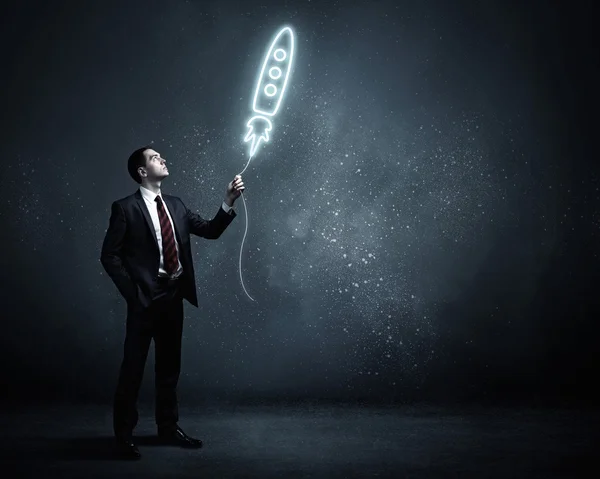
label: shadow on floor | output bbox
[0,435,173,462]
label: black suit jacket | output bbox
[100,189,236,308]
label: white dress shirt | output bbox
[139,185,234,279]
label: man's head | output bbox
[127,146,169,184]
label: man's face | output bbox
[140,149,169,182]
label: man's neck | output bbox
[141,181,161,195]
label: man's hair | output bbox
[127,146,152,184]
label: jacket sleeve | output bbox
[100,201,137,302]
[182,199,236,239]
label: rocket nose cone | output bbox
[273,27,294,60]
[274,26,294,46]
[280,27,293,39]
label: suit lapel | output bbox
[134,189,159,251]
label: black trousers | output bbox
[113,276,184,438]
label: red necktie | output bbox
[155,195,178,275]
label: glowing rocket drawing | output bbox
[244,26,295,157]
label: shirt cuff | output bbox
[221,201,234,214]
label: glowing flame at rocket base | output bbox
[244,26,295,158]
[244,116,272,157]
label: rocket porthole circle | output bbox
[269,67,282,80]
[273,49,286,61]
[264,84,277,97]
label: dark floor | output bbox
[0,402,597,478]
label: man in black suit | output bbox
[100,146,244,459]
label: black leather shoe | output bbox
[158,426,203,448]
[115,437,141,459]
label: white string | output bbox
[236,155,256,302]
